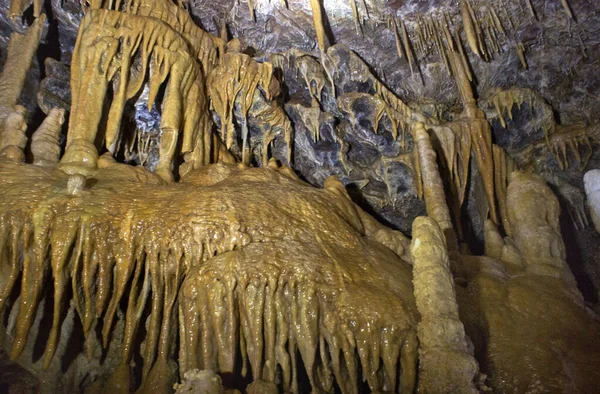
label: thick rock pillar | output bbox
[410,216,478,393]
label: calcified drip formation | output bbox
[1,0,600,393]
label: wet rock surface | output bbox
[0,0,599,298]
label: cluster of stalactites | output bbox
[207,52,292,166]
[398,21,506,236]
[179,262,418,394]
[0,204,245,379]
[85,0,223,76]
[0,164,419,393]
[63,8,213,180]
[485,88,594,172]
[61,0,295,177]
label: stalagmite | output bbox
[0,107,27,162]
[507,171,581,296]
[31,108,66,166]
[484,219,505,258]
[410,216,478,393]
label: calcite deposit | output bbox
[0,0,599,392]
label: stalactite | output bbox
[349,0,362,35]
[400,19,415,77]
[207,52,278,155]
[524,0,537,19]
[292,102,322,142]
[441,17,456,52]
[414,122,457,249]
[490,6,506,37]
[445,41,499,224]
[516,42,527,69]
[247,0,255,21]
[416,21,426,55]
[0,14,45,111]
[338,92,413,150]
[441,24,453,75]
[461,0,482,58]
[393,17,404,60]
[430,123,472,209]
[457,34,473,81]
[62,8,219,180]
[296,52,328,102]
[548,123,593,170]
[492,89,522,128]
[560,0,574,19]
[309,0,327,52]
[9,0,43,20]
[360,0,369,21]
[179,242,418,393]
[252,100,293,165]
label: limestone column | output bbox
[410,216,478,393]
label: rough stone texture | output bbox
[37,58,70,115]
